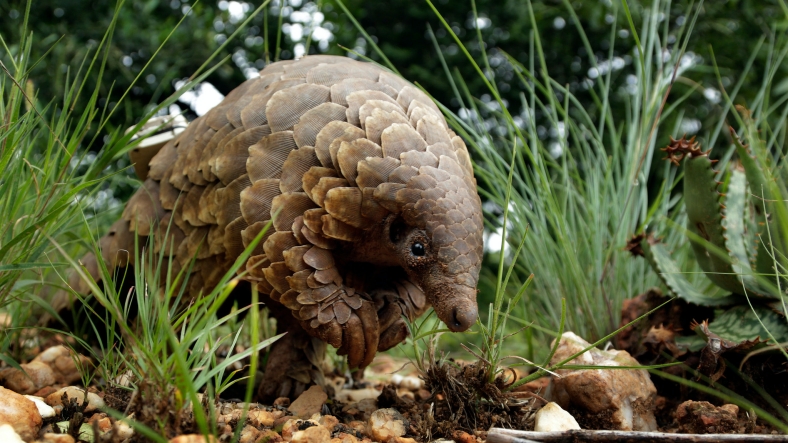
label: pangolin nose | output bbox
[449,305,478,332]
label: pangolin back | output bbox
[62,55,483,369]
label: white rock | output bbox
[0,424,24,443]
[24,395,56,419]
[368,408,407,441]
[115,417,135,439]
[534,402,581,432]
[548,332,658,431]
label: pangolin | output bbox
[61,55,483,399]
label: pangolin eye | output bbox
[411,242,426,257]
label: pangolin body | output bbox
[65,55,483,397]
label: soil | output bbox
[4,289,787,441]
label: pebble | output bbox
[32,345,92,385]
[247,409,282,427]
[116,417,135,439]
[291,425,331,443]
[367,408,407,441]
[331,433,360,443]
[169,435,218,443]
[548,332,658,431]
[45,386,105,413]
[239,425,261,443]
[391,374,423,390]
[0,424,24,443]
[676,400,741,434]
[0,361,56,394]
[318,414,339,432]
[289,385,328,419]
[42,433,77,443]
[534,402,581,432]
[24,394,55,418]
[0,386,43,441]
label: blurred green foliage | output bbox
[3,0,786,151]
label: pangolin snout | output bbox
[448,304,478,332]
[430,284,478,332]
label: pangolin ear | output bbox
[388,216,408,244]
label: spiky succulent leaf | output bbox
[706,305,788,344]
[640,238,739,306]
[682,150,743,294]
[723,168,767,295]
[730,124,782,280]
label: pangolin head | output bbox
[382,157,483,332]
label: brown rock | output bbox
[274,397,291,407]
[42,433,77,443]
[675,400,741,434]
[548,332,657,431]
[343,398,377,421]
[239,424,261,443]
[452,430,476,443]
[318,414,339,432]
[0,386,43,441]
[257,429,284,443]
[390,438,417,443]
[289,386,327,419]
[0,361,56,394]
[33,386,58,398]
[169,435,218,443]
[331,433,360,443]
[45,386,105,413]
[291,425,331,443]
[248,409,281,427]
[367,408,407,441]
[32,345,92,385]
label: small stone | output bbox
[318,414,339,432]
[258,429,284,443]
[0,361,56,394]
[451,430,476,443]
[331,432,360,443]
[33,386,58,398]
[96,416,112,432]
[335,387,381,403]
[45,386,105,413]
[42,433,76,443]
[169,435,218,443]
[416,389,431,401]
[291,425,331,443]
[548,332,657,431]
[343,398,377,421]
[347,420,366,433]
[0,424,24,443]
[239,424,261,443]
[534,402,581,432]
[399,376,423,390]
[289,386,328,419]
[676,400,741,434]
[281,419,307,440]
[392,438,418,443]
[115,417,134,439]
[274,397,291,407]
[0,386,43,441]
[248,409,281,427]
[367,408,407,441]
[24,395,55,419]
[32,345,92,385]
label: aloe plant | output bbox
[629,116,788,354]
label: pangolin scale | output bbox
[60,55,483,399]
